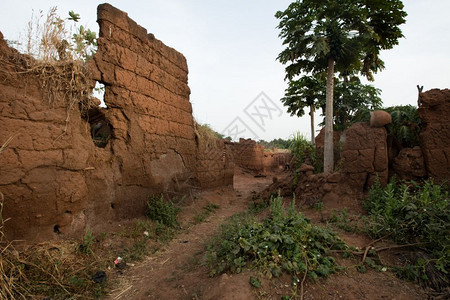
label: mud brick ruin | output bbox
[0,4,235,242]
[0,3,449,243]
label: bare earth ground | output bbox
[106,169,427,300]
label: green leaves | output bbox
[68,11,80,22]
[282,74,382,131]
[249,276,261,288]
[365,178,450,284]
[206,195,347,280]
[66,10,97,60]
[146,194,180,228]
[276,0,407,80]
[384,105,422,147]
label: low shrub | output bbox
[289,132,322,184]
[206,195,347,280]
[364,178,449,286]
[146,194,180,228]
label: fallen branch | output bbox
[114,285,133,299]
[331,242,426,257]
[361,233,393,264]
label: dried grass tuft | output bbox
[194,122,220,149]
[0,6,97,139]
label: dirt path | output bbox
[106,170,274,300]
[106,170,427,300]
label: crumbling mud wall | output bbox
[228,138,264,172]
[418,89,450,183]
[0,33,95,241]
[391,147,426,181]
[263,150,292,174]
[196,139,234,188]
[341,122,389,193]
[0,4,229,243]
[86,3,197,222]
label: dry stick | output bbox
[114,285,133,299]
[361,233,393,264]
[0,135,17,154]
[332,242,426,257]
[300,256,308,300]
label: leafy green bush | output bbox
[364,178,449,281]
[146,194,180,228]
[206,195,347,279]
[384,105,421,148]
[352,105,421,147]
[289,132,322,181]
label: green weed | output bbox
[328,208,360,233]
[288,132,322,184]
[364,178,449,285]
[206,195,347,280]
[146,194,180,228]
[193,202,220,224]
[79,227,94,254]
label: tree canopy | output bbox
[282,75,382,132]
[276,0,407,172]
[276,0,407,80]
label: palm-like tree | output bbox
[276,0,406,172]
[281,74,326,145]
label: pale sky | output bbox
[1,1,449,141]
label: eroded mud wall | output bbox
[0,3,227,242]
[341,122,388,193]
[0,34,95,241]
[418,89,450,183]
[263,151,292,174]
[196,140,234,188]
[228,139,264,172]
[86,4,197,223]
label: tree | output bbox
[331,77,382,130]
[281,73,326,145]
[276,0,406,172]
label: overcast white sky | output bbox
[1,1,449,141]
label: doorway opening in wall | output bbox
[86,107,112,148]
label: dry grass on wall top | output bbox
[1,7,98,135]
[194,122,221,149]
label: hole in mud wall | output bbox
[85,107,112,148]
[110,203,115,209]
[195,134,199,147]
[93,81,106,107]
[53,225,61,234]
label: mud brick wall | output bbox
[0,3,231,243]
[341,122,388,193]
[229,139,264,172]
[87,3,198,220]
[0,35,95,241]
[196,140,234,188]
[418,89,450,183]
[263,151,292,173]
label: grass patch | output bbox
[206,195,347,281]
[193,202,220,224]
[327,208,361,233]
[364,178,449,289]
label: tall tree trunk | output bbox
[310,103,315,145]
[324,57,335,173]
